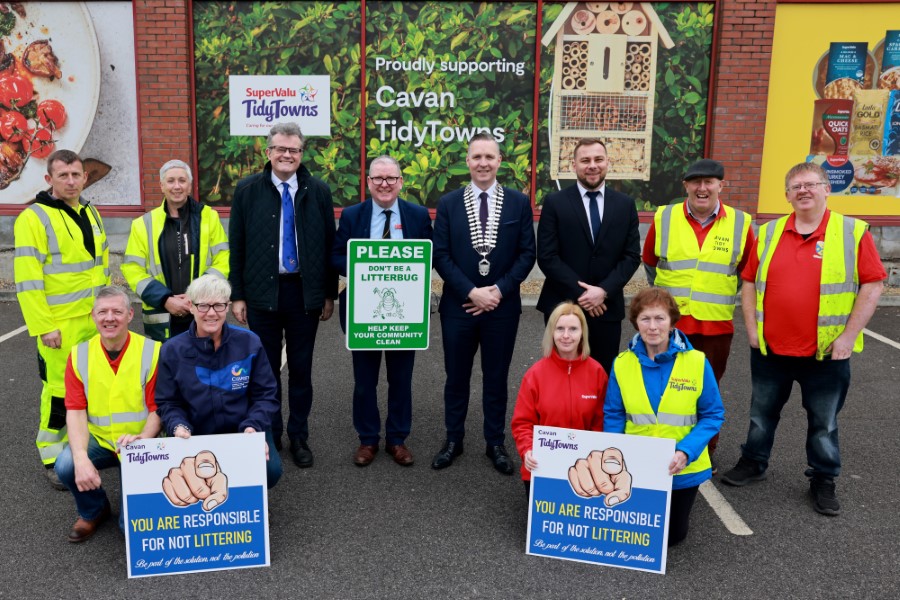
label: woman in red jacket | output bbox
[511,302,608,494]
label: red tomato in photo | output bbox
[0,75,34,108]
[37,99,66,130]
[23,127,54,158]
[0,110,25,141]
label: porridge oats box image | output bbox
[825,42,868,100]
[884,91,900,156]
[810,99,852,156]
[849,89,889,155]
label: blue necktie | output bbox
[282,182,298,272]
[587,191,601,242]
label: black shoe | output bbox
[809,477,841,516]
[431,440,463,470]
[486,445,514,475]
[290,439,314,468]
[721,456,767,486]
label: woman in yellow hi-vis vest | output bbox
[604,289,724,546]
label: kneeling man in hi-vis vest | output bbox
[54,286,161,543]
[721,162,886,517]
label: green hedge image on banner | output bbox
[365,1,536,207]
[194,1,362,207]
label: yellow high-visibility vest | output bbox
[615,350,711,475]
[653,203,749,321]
[754,212,867,360]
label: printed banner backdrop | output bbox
[527,426,674,574]
[346,239,432,350]
[759,3,900,216]
[122,433,270,578]
[364,1,536,207]
[192,1,715,211]
[193,1,362,205]
[0,2,141,206]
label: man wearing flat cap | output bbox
[642,159,755,469]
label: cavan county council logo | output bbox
[297,84,318,102]
[156,441,166,451]
[373,287,404,320]
[231,365,246,377]
[568,432,577,441]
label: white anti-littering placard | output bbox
[121,433,269,578]
[526,426,675,574]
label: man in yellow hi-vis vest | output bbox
[722,163,885,517]
[14,150,110,489]
[642,159,755,472]
[53,287,160,543]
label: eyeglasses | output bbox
[368,176,401,186]
[195,302,230,313]
[787,182,827,193]
[268,146,303,155]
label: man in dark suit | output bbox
[229,122,338,469]
[332,155,433,467]
[431,133,536,474]
[537,138,641,374]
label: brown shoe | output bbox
[67,504,111,543]
[385,444,414,466]
[353,444,379,467]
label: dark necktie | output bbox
[381,209,392,239]
[586,191,601,242]
[479,191,488,234]
[282,182,298,271]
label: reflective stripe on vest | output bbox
[654,203,748,321]
[72,333,160,452]
[614,349,711,476]
[754,212,867,360]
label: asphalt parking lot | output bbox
[1,301,898,599]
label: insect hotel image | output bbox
[542,2,674,182]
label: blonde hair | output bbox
[541,302,590,360]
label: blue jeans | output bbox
[741,348,850,479]
[264,430,283,488]
[55,435,122,527]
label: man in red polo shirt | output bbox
[721,162,885,516]
[643,159,755,472]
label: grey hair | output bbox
[186,274,232,304]
[94,286,131,310]
[159,160,193,184]
[369,155,401,174]
[267,122,305,148]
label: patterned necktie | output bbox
[479,191,489,234]
[381,209,392,239]
[586,191,601,242]
[282,182,298,271]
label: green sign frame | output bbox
[346,239,433,350]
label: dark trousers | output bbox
[247,274,322,442]
[687,332,733,455]
[441,311,519,446]
[543,313,621,375]
[668,485,699,547]
[351,349,415,446]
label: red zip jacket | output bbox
[511,349,608,481]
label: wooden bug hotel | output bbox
[543,2,674,181]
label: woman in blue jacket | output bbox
[604,288,724,546]
[155,275,282,487]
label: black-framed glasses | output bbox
[195,302,230,313]
[268,146,303,155]
[368,176,401,185]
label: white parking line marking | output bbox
[864,328,900,351]
[0,325,27,344]
[700,480,753,536]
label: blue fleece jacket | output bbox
[604,329,725,489]
[155,321,278,436]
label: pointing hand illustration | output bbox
[568,447,633,507]
[162,450,228,511]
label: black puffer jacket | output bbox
[229,162,338,312]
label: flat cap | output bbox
[683,159,724,181]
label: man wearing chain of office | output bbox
[431,132,536,475]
